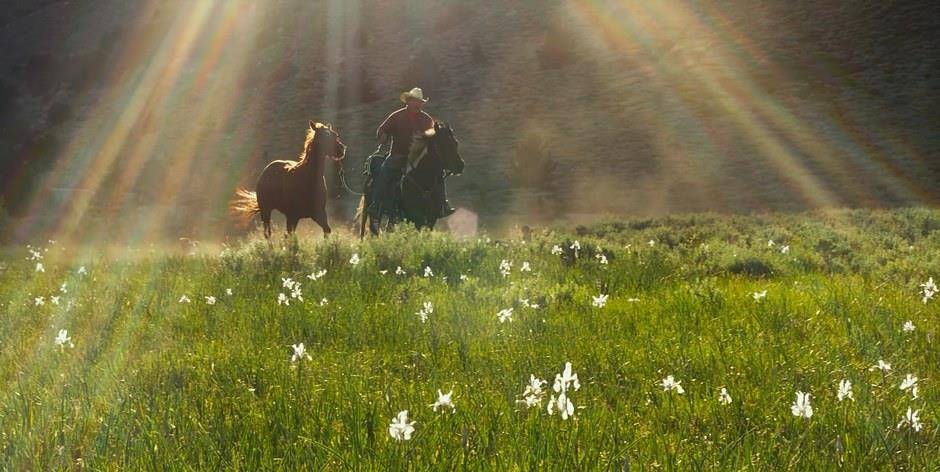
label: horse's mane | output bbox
[406,121,439,168]
[288,123,331,171]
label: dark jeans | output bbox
[370,153,406,218]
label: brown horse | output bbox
[231,121,346,238]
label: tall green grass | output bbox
[1,208,938,469]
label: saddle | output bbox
[363,148,404,220]
[363,148,388,179]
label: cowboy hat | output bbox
[400,87,429,103]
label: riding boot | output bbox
[369,154,404,229]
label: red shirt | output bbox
[377,107,434,156]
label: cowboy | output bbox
[370,87,455,229]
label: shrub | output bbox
[510,133,557,191]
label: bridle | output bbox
[317,129,347,162]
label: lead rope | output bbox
[331,155,365,197]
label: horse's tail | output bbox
[230,188,260,226]
[355,195,367,239]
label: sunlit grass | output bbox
[1,208,938,469]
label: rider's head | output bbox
[400,87,428,112]
[404,97,425,112]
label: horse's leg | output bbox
[359,198,368,240]
[286,215,299,234]
[261,207,273,239]
[312,206,331,238]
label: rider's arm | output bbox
[420,111,434,131]
[377,112,397,145]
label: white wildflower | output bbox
[897,407,923,432]
[35,263,45,273]
[767,239,775,247]
[205,296,217,305]
[395,266,406,276]
[920,277,936,304]
[54,329,74,348]
[899,374,918,393]
[548,362,580,420]
[34,296,45,306]
[550,245,563,255]
[291,343,311,362]
[50,296,60,305]
[837,379,853,402]
[307,269,327,281]
[660,375,685,394]
[520,298,539,309]
[547,392,575,420]
[752,290,767,301]
[553,362,581,393]
[497,307,513,323]
[179,295,191,304]
[499,259,512,277]
[592,294,608,308]
[277,293,290,306]
[349,253,361,266]
[596,253,608,265]
[519,375,547,407]
[520,261,531,272]
[790,391,813,419]
[718,387,732,405]
[903,320,915,333]
[430,389,455,412]
[870,360,892,373]
[416,301,433,323]
[780,245,790,254]
[226,288,233,296]
[423,266,434,278]
[388,410,415,441]
[77,266,87,275]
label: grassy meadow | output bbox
[1,208,939,470]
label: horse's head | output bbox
[308,120,346,161]
[428,121,464,175]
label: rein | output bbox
[337,163,365,196]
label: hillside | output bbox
[0,0,937,242]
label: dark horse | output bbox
[357,121,464,237]
[231,121,346,238]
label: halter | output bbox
[317,129,346,162]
